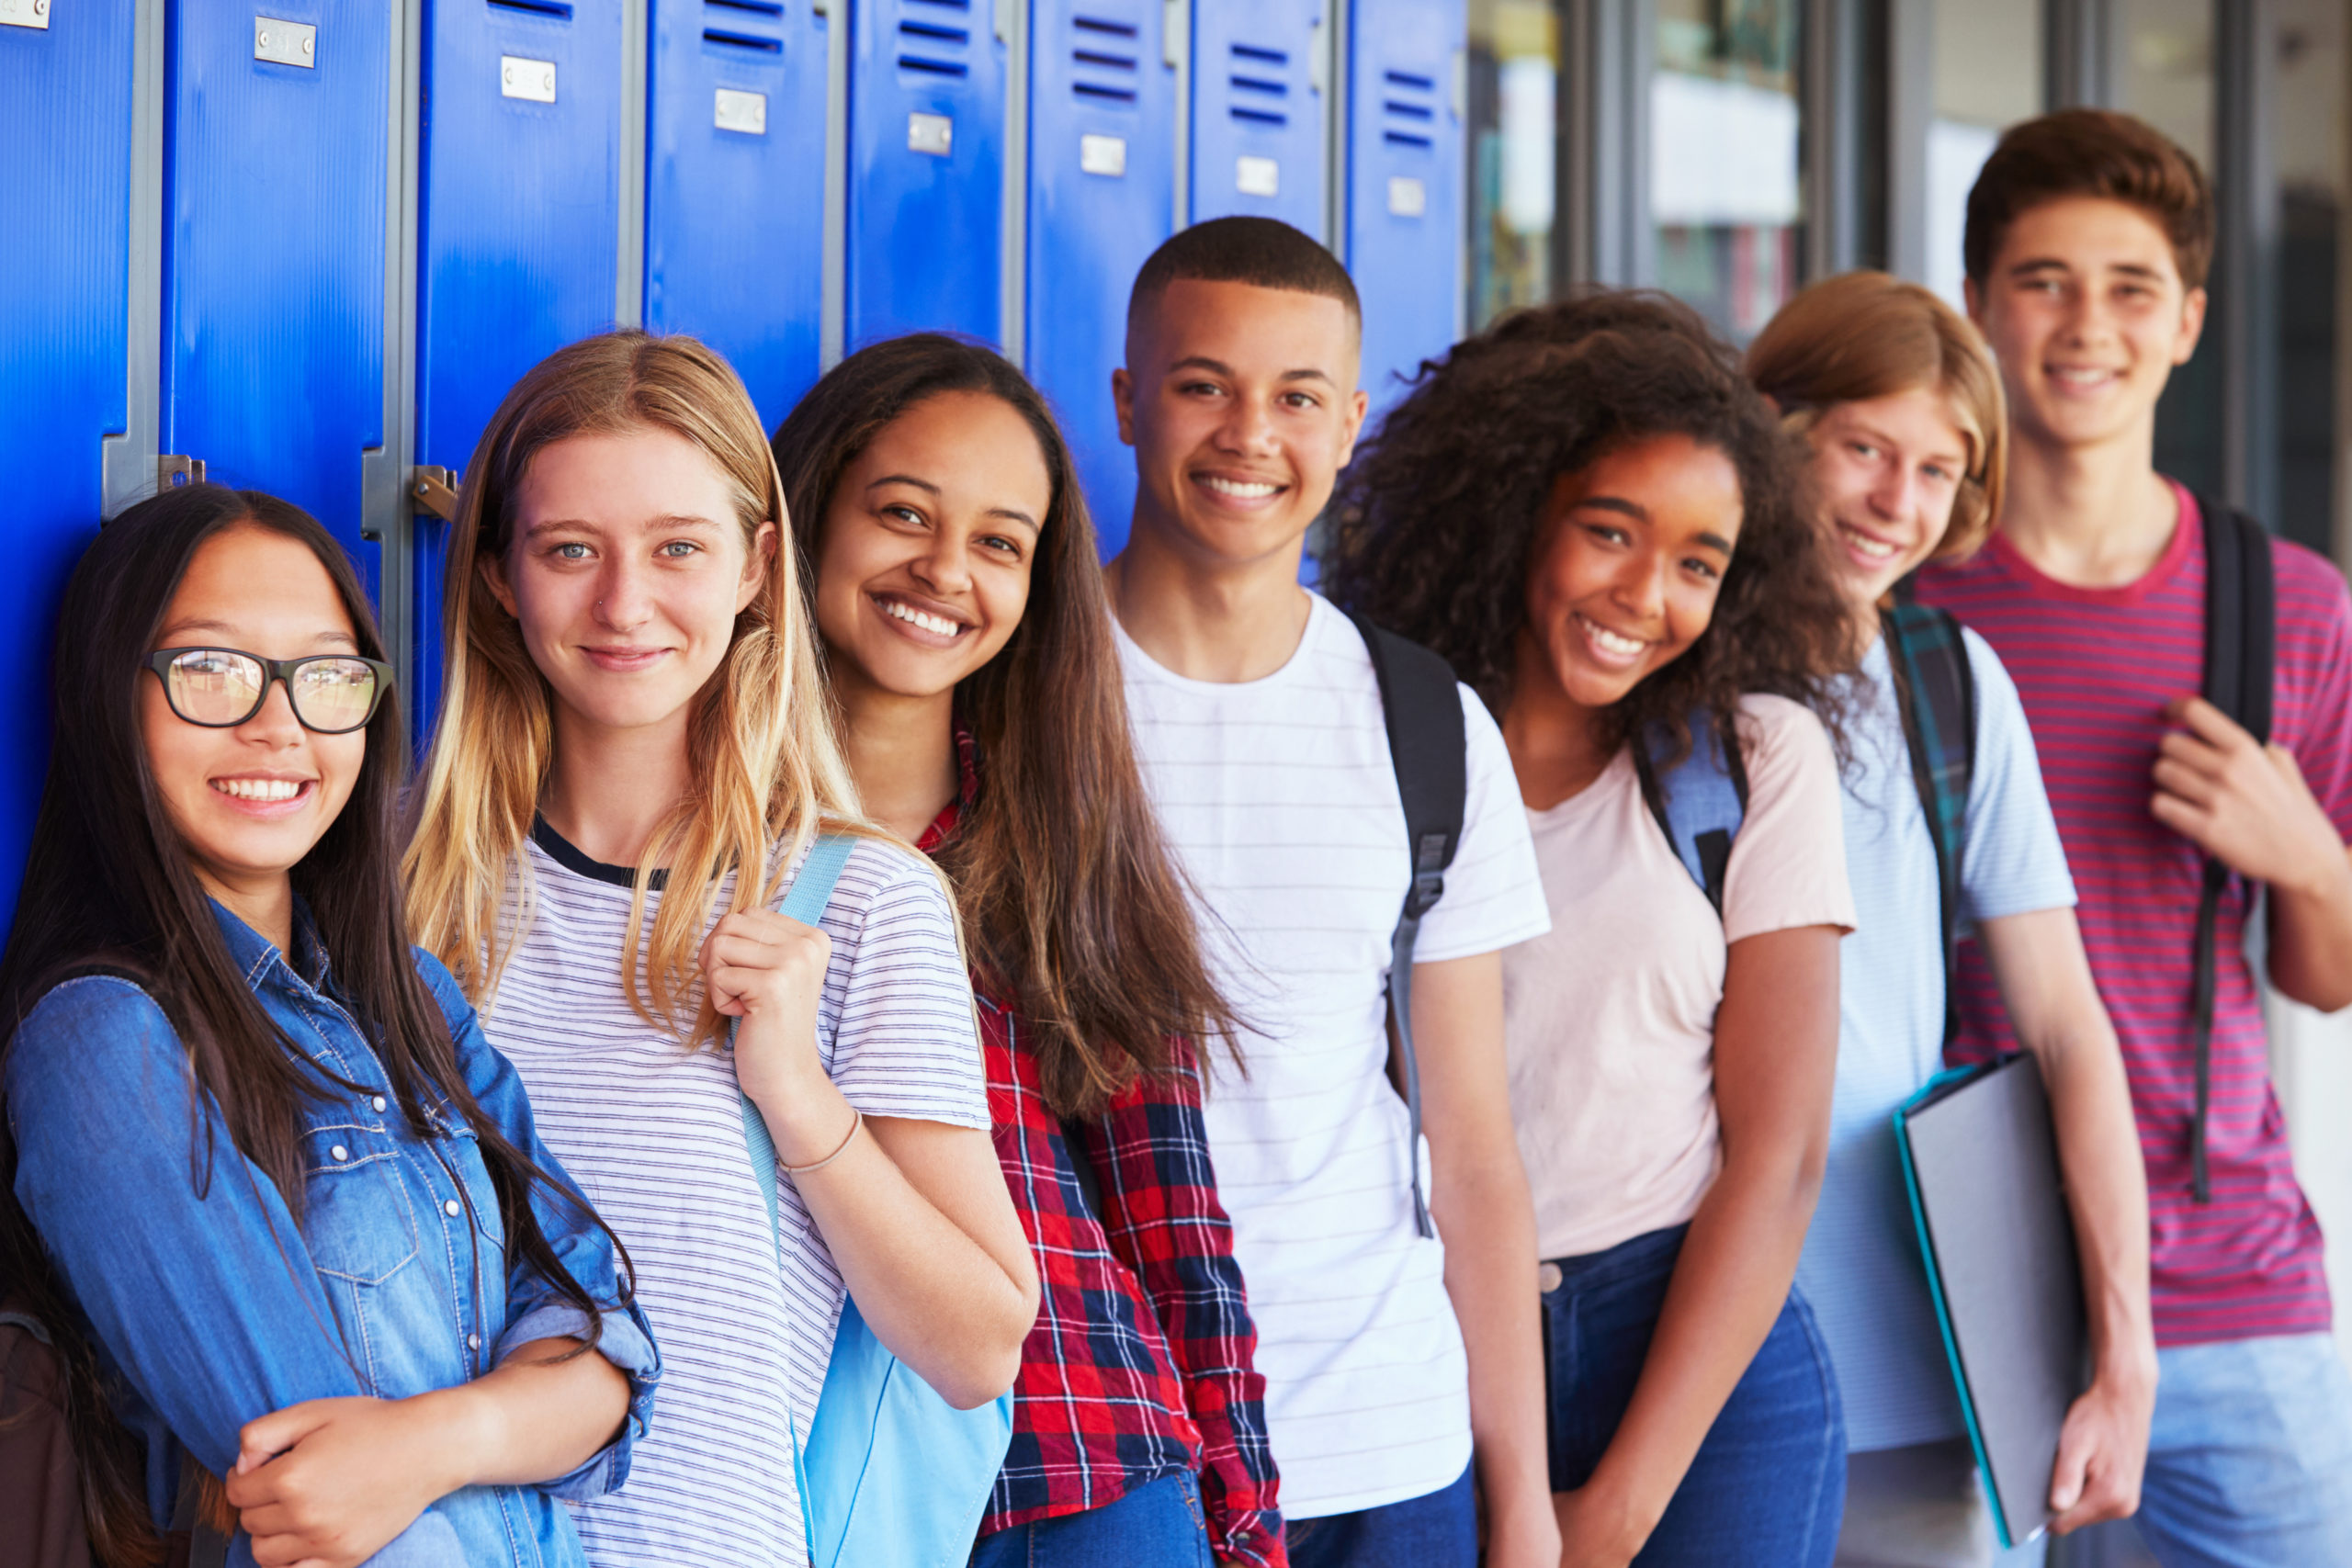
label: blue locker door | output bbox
[1189,0,1321,233]
[1347,0,1460,415]
[646,0,829,428]
[1025,0,1174,557]
[416,0,623,726]
[0,1,135,917]
[846,0,1007,347]
[164,1,390,581]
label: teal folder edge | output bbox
[1893,1055,2040,1551]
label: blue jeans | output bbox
[1542,1224,1846,1567]
[2050,1333,2352,1568]
[1284,1461,1476,1568]
[969,1472,1212,1568]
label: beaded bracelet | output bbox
[785,1107,864,1175]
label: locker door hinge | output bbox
[993,0,1012,44]
[1307,17,1327,96]
[412,466,461,522]
[1162,0,1185,69]
[159,455,207,489]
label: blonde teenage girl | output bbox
[405,331,1039,1568]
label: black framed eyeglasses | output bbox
[146,648,393,735]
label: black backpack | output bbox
[1349,613,1467,1242]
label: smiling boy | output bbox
[1917,109,2352,1564]
[1102,218,1560,1568]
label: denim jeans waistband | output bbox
[1541,1223,1690,1294]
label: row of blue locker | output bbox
[1,0,1463,912]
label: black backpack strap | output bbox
[1883,598,1978,1050]
[1631,711,1750,918]
[1348,611,1467,1241]
[2188,499,2276,1203]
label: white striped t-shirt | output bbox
[1114,592,1552,1517]
[481,827,987,1568]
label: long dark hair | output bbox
[775,334,1238,1117]
[0,485,629,1565]
[1323,291,1853,762]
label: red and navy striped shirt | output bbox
[1918,486,2352,1347]
[919,743,1284,1563]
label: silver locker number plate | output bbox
[254,17,316,66]
[0,0,52,32]
[908,112,954,156]
[715,87,768,134]
[1236,154,1279,197]
[502,55,557,103]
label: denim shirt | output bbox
[5,901,660,1568]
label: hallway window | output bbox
[1468,0,1559,330]
[1652,0,1800,340]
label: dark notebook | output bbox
[1894,1052,2086,1549]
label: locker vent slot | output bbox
[707,0,786,12]
[1228,42,1290,126]
[899,0,972,75]
[488,0,575,17]
[1072,13,1140,103]
[1381,66,1437,147]
[706,26,783,49]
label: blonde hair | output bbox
[1746,271,2008,560]
[404,330,877,1042]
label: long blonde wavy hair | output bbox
[403,330,873,1043]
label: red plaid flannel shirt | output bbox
[921,738,1283,1564]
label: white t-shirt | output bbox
[483,829,988,1568]
[1504,694,1856,1260]
[1796,629,2076,1451]
[1114,592,1552,1518]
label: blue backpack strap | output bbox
[1631,711,1748,917]
[1883,593,1977,1051]
[741,831,860,1243]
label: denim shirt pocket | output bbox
[300,1117,422,1384]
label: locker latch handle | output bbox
[413,466,461,523]
[160,455,208,490]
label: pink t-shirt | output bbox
[1504,694,1856,1260]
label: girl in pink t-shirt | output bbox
[1324,293,1857,1568]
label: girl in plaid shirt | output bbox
[775,333,1284,1567]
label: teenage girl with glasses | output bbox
[0,483,655,1568]
[1325,293,1856,1567]
[774,334,1281,1567]
[403,331,1039,1568]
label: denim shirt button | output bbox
[372,1095,388,1112]
[444,1199,463,1217]
[468,1333,481,1350]
[330,1145,349,1163]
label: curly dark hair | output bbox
[1322,290,1854,767]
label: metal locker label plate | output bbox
[0,0,51,32]
[1080,133,1127,177]
[1236,154,1279,197]
[907,111,953,156]
[1387,175,1427,218]
[253,17,316,66]
[502,55,557,103]
[715,87,767,134]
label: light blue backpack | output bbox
[738,832,1015,1568]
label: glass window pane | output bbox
[2118,0,2221,500]
[1652,0,1801,342]
[1467,0,1558,330]
[2275,0,2344,558]
[1927,0,2041,307]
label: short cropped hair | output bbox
[1747,271,2007,559]
[1963,108,2213,290]
[1126,216,1362,333]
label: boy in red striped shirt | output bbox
[1918,108,2352,1565]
